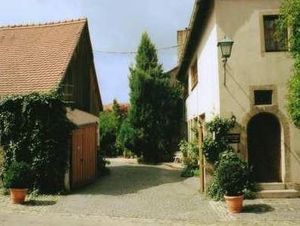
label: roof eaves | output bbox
[56,20,87,90]
[85,21,103,111]
[176,0,212,82]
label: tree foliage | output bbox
[99,111,118,156]
[99,99,128,157]
[128,32,183,163]
[278,0,300,126]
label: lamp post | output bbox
[217,37,234,86]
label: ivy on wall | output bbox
[202,116,235,165]
[0,92,74,193]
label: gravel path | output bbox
[1,158,300,225]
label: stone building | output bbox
[176,0,300,198]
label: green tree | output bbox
[278,0,300,126]
[99,111,118,156]
[128,32,183,163]
[116,118,136,156]
[100,99,128,157]
[112,99,127,129]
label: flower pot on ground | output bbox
[224,194,244,213]
[2,161,33,204]
[9,188,28,204]
[215,151,251,213]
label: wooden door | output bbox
[71,124,97,189]
[247,113,281,182]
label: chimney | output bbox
[177,28,190,63]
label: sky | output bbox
[0,0,194,104]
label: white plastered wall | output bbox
[186,5,220,122]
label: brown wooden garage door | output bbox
[71,123,97,189]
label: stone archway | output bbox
[247,112,281,182]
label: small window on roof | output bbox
[254,90,273,105]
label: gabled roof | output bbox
[0,18,87,96]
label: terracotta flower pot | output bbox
[224,194,244,213]
[10,188,28,204]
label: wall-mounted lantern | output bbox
[217,37,234,86]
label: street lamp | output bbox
[217,37,234,86]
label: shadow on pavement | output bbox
[24,200,57,206]
[242,204,274,214]
[77,164,184,196]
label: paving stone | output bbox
[1,158,300,225]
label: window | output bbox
[190,60,198,90]
[263,15,287,52]
[62,83,74,104]
[254,90,273,105]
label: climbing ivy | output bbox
[277,0,300,126]
[0,92,74,193]
[202,116,235,164]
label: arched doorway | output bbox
[247,112,281,182]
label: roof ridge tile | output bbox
[0,18,87,30]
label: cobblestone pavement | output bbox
[1,158,300,225]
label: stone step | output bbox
[257,189,300,199]
[258,182,285,190]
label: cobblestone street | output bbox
[1,158,300,225]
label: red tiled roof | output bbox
[103,103,130,112]
[0,18,86,96]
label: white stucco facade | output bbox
[186,7,220,122]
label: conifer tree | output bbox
[128,32,182,163]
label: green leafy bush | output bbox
[0,92,74,193]
[202,137,230,165]
[207,180,224,201]
[205,117,235,137]
[208,151,254,200]
[179,140,199,177]
[2,161,33,189]
[181,165,200,177]
[179,140,199,166]
[216,151,250,196]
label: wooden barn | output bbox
[0,18,102,190]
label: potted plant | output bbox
[2,161,32,204]
[215,151,250,213]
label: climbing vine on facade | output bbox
[0,92,74,193]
